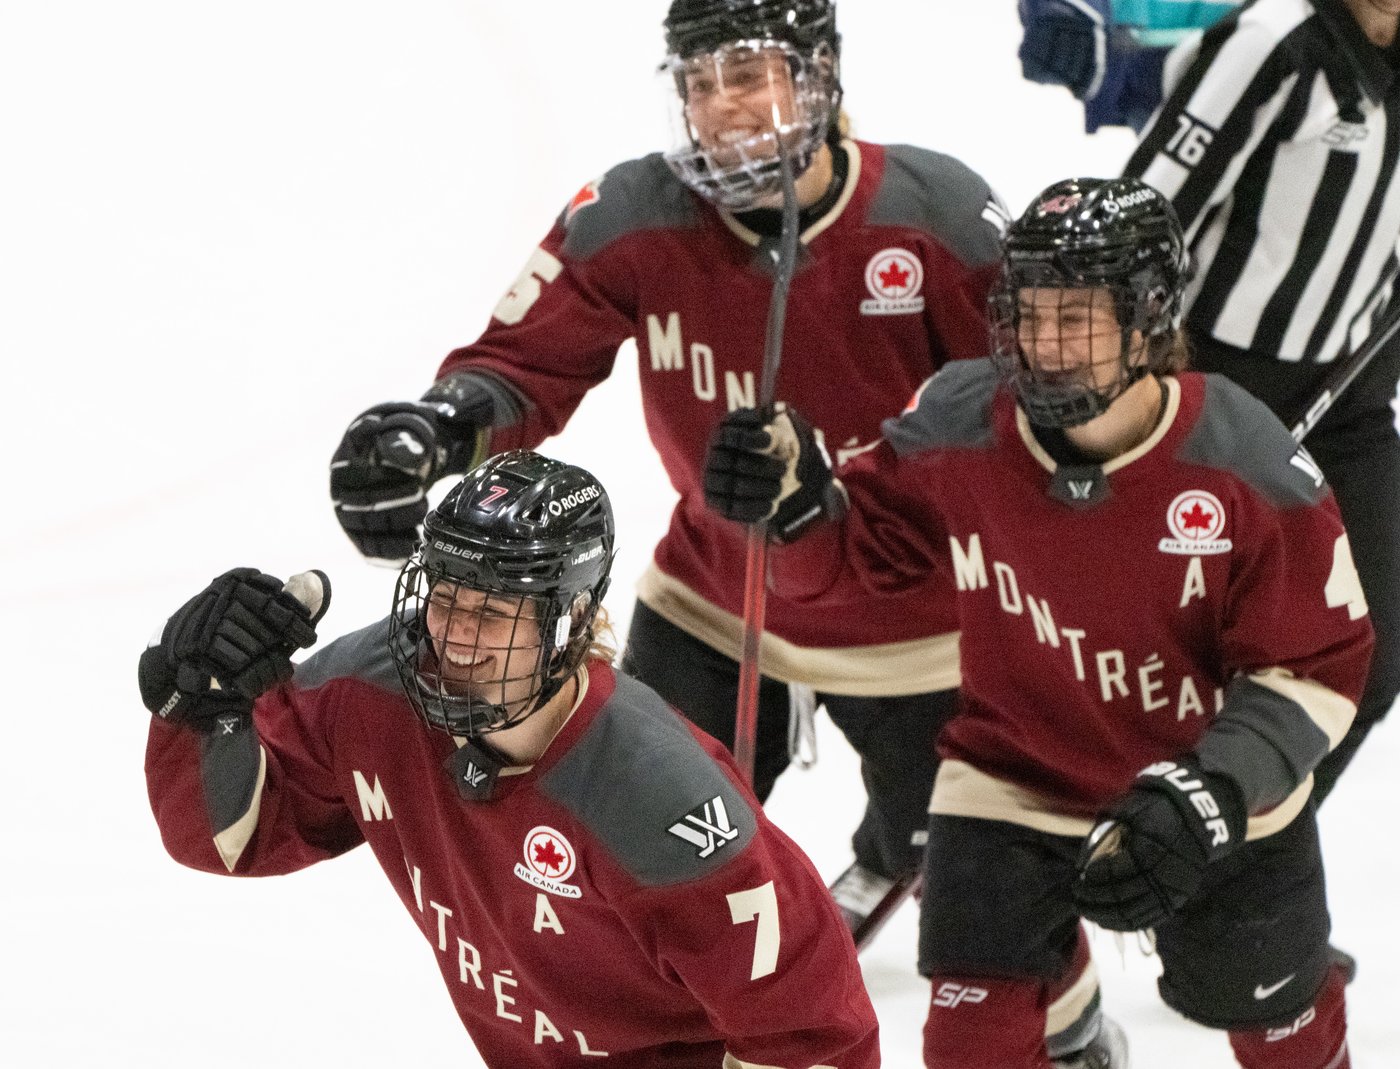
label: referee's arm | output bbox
[1124,9,1308,240]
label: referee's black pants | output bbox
[1191,331,1400,802]
[621,599,954,879]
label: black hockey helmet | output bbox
[663,0,840,59]
[991,177,1188,427]
[389,450,615,737]
[661,0,842,209]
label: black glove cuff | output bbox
[1133,758,1247,863]
[421,372,498,430]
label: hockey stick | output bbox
[853,871,923,952]
[1290,298,1400,442]
[733,146,802,785]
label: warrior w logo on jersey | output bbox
[668,796,740,858]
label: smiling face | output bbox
[423,582,547,719]
[680,43,799,168]
[1016,285,1135,391]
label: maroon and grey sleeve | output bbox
[1182,380,1375,811]
[434,155,691,453]
[770,358,998,604]
[145,658,364,878]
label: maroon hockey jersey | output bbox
[145,630,878,1068]
[439,140,1004,695]
[779,363,1374,828]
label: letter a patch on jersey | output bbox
[668,796,740,858]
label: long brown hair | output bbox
[585,604,619,664]
[1151,327,1192,375]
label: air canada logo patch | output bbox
[1160,490,1233,555]
[861,248,925,316]
[514,825,583,899]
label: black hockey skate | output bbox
[1053,1015,1130,1069]
[828,862,922,951]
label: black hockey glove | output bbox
[704,402,843,543]
[1073,757,1247,932]
[1018,0,1108,98]
[138,569,330,729]
[330,373,495,563]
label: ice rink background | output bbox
[4,2,1397,1065]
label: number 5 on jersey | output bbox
[494,247,564,325]
[727,882,780,980]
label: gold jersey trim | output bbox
[718,140,864,248]
[723,1056,835,1069]
[1016,376,1183,476]
[637,563,960,696]
[213,746,267,874]
[1249,667,1357,750]
[931,758,1312,842]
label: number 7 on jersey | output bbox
[727,882,781,980]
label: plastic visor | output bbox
[661,39,834,209]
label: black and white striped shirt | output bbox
[1125,0,1400,364]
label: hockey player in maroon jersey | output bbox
[704,178,1374,1069]
[139,451,879,1069]
[328,0,1005,949]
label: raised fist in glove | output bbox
[139,569,331,729]
[330,373,496,563]
[704,402,843,543]
[1074,757,1246,931]
[1018,0,1110,99]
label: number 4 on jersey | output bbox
[1325,532,1368,621]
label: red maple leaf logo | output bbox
[1178,502,1215,534]
[878,260,912,291]
[565,180,600,222]
[533,838,567,875]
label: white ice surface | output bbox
[3,2,1396,1066]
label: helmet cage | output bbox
[389,556,602,738]
[991,179,1186,428]
[387,451,614,738]
[990,279,1156,429]
[661,37,838,209]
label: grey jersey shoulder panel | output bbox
[1176,375,1328,507]
[293,616,402,695]
[539,672,758,887]
[559,154,703,262]
[882,358,1001,457]
[867,144,1004,268]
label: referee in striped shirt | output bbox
[1125,0,1400,806]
